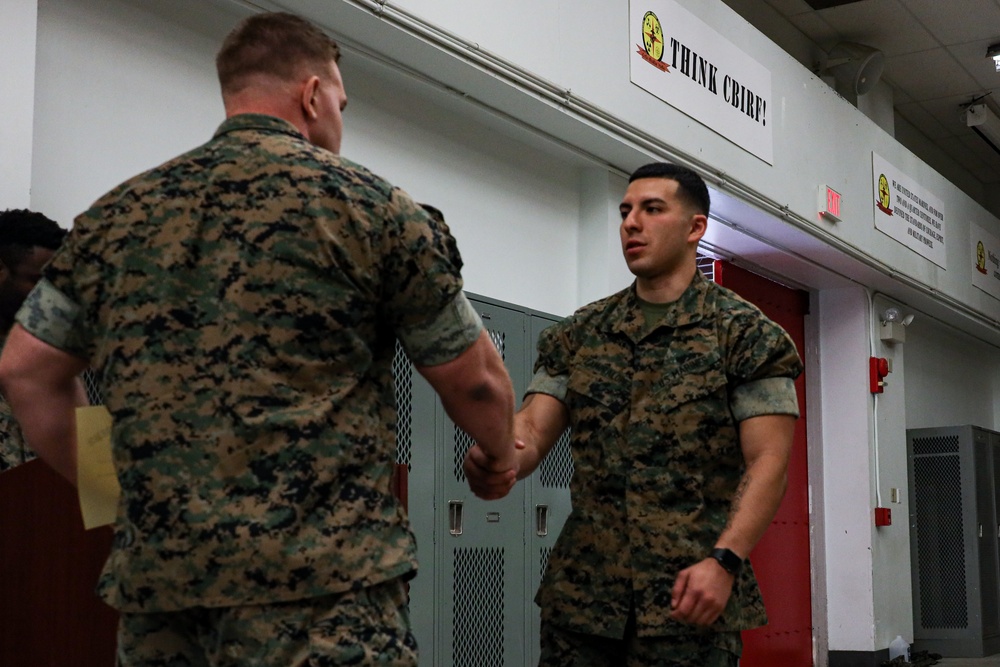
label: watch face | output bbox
[642,12,664,61]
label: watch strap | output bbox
[710,547,742,576]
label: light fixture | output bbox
[880,306,914,344]
[988,42,1000,73]
[966,103,1000,156]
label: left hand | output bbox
[669,558,735,626]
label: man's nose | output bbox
[621,210,640,231]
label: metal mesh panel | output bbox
[913,453,968,629]
[454,428,474,482]
[392,341,413,468]
[540,546,552,581]
[488,329,506,361]
[539,429,574,488]
[82,369,103,405]
[913,434,960,456]
[453,547,505,667]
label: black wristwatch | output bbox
[710,548,743,576]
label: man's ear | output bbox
[688,214,708,244]
[300,75,321,121]
[0,260,10,285]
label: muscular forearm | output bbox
[514,393,568,480]
[418,330,517,470]
[715,413,796,557]
[439,372,516,470]
[0,325,91,485]
[4,376,81,485]
[714,455,788,557]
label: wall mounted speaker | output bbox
[825,42,885,96]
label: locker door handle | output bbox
[980,523,984,538]
[536,504,549,537]
[449,501,464,536]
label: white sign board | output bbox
[871,152,946,269]
[629,0,773,164]
[971,222,1000,301]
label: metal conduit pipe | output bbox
[250,0,997,331]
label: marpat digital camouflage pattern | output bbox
[0,332,34,472]
[16,113,482,612]
[527,270,802,639]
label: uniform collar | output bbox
[609,271,709,341]
[213,114,307,141]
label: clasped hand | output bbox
[462,442,521,500]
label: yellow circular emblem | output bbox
[878,174,890,210]
[642,12,664,61]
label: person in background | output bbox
[0,12,516,666]
[465,162,802,666]
[0,209,87,473]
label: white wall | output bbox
[818,287,878,652]
[905,311,1000,431]
[340,57,584,316]
[312,0,1000,328]
[2,0,39,209]
[32,0,585,316]
[31,0,233,226]
[870,294,913,651]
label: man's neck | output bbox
[634,263,697,304]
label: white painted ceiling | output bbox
[721,0,1000,196]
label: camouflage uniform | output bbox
[527,271,802,660]
[0,330,36,473]
[16,114,482,657]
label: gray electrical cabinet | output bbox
[908,425,1000,657]
[394,293,572,667]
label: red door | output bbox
[713,260,812,667]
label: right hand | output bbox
[462,441,523,500]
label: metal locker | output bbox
[436,298,528,667]
[908,425,1000,657]
[394,339,440,664]
[524,313,574,667]
[396,295,572,667]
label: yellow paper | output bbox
[75,406,120,529]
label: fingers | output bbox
[463,444,518,500]
[668,559,734,627]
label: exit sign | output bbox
[819,185,842,222]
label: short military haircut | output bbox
[628,162,710,217]
[216,12,341,97]
[0,209,66,269]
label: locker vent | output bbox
[540,546,552,580]
[392,341,413,468]
[540,429,574,488]
[913,453,968,629]
[83,369,103,405]
[453,547,505,666]
[912,434,960,456]
[488,329,506,361]
[454,427,474,482]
